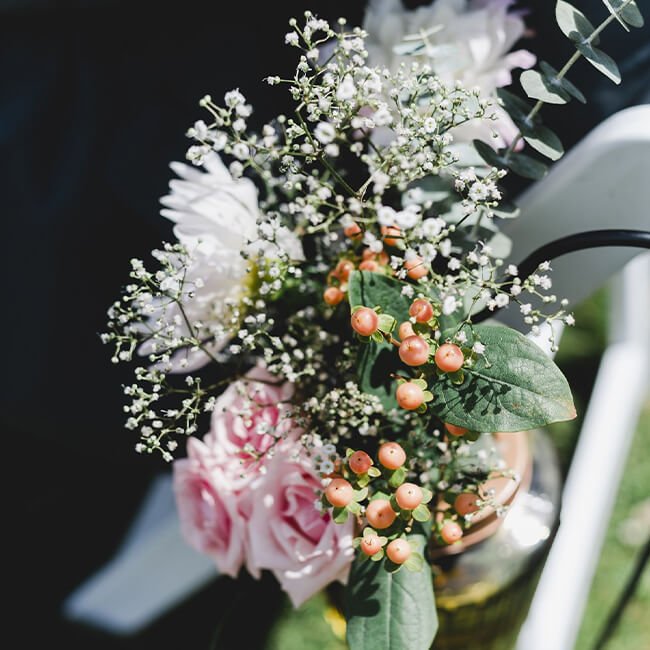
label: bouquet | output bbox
[103,1,644,647]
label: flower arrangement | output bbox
[103,1,644,647]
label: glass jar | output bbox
[431,429,562,650]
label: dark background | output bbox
[3,1,648,647]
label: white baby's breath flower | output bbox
[314,122,336,144]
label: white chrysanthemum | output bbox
[364,0,536,146]
[142,153,301,372]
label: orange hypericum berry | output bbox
[344,222,362,239]
[336,260,355,281]
[366,499,397,529]
[398,321,415,340]
[323,287,345,306]
[386,538,411,564]
[398,335,430,366]
[325,478,354,508]
[454,493,480,515]
[360,534,383,556]
[377,251,390,265]
[409,299,434,323]
[404,256,428,280]
[362,248,376,260]
[378,441,406,470]
[395,483,423,510]
[444,423,468,437]
[440,521,463,544]
[351,307,379,336]
[435,343,464,372]
[396,382,425,410]
[381,225,401,247]
[358,259,379,272]
[349,450,373,475]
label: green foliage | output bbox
[430,325,576,432]
[345,535,437,650]
[348,271,412,409]
[539,61,587,104]
[555,0,623,84]
[576,41,621,84]
[603,0,644,30]
[556,0,597,42]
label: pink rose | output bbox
[173,436,247,578]
[204,367,299,488]
[247,450,355,607]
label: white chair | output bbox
[65,105,650,648]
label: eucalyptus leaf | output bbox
[603,0,630,30]
[520,69,570,105]
[575,42,622,84]
[520,122,564,161]
[603,0,644,29]
[505,152,549,180]
[345,535,437,650]
[430,324,576,432]
[539,61,587,103]
[409,175,453,204]
[472,139,509,168]
[496,88,532,122]
[555,0,597,43]
[393,41,426,56]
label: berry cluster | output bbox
[322,441,438,572]
[323,248,392,307]
[350,296,482,419]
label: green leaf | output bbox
[354,487,369,502]
[472,139,508,168]
[371,331,385,344]
[555,0,597,43]
[520,122,564,161]
[404,553,425,572]
[393,41,426,56]
[377,313,397,334]
[345,535,437,650]
[348,501,362,515]
[506,152,549,180]
[412,503,432,522]
[520,69,570,105]
[603,0,630,30]
[429,324,576,432]
[388,466,407,488]
[575,42,621,84]
[349,272,412,409]
[539,61,587,103]
[409,175,452,204]
[603,0,644,29]
[333,507,350,524]
[497,88,533,122]
[420,488,433,504]
[491,202,520,220]
[368,466,382,478]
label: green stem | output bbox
[505,0,634,157]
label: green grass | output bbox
[264,289,650,649]
[574,397,650,650]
